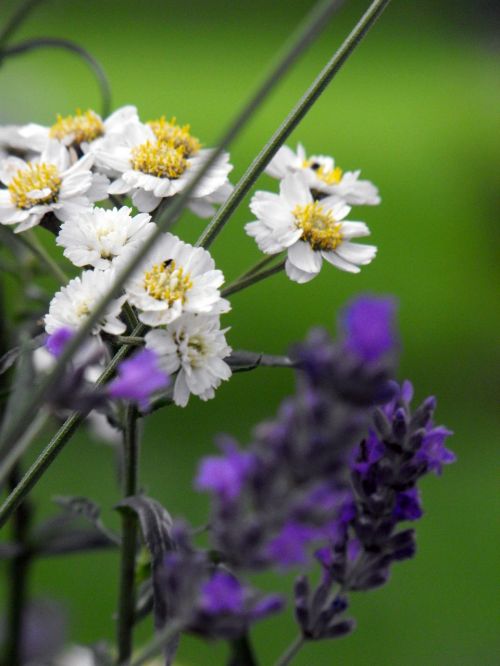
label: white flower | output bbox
[0,140,109,233]
[266,143,380,206]
[45,269,126,336]
[0,124,34,157]
[145,313,231,407]
[245,173,377,283]
[122,232,229,327]
[56,205,155,270]
[94,116,233,213]
[18,105,139,154]
[55,646,96,666]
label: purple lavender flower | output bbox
[341,295,397,363]
[200,572,245,614]
[393,488,423,521]
[266,522,319,567]
[416,426,456,475]
[45,327,74,357]
[195,440,254,502]
[108,348,169,411]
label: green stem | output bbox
[0,410,49,486]
[126,619,184,666]
[116,335,144,347]
[0,0,343,461]
[222,259,286,298]
[4,466,33,666]
[123,302,140,330]
[0,0,46,50]
[16,230,68,284]
[116,406,140,663]
[228,635,258,666]
[0,327,143,529]
[197,0,392,250]
[274,635,305,666]
[232,253,284,284]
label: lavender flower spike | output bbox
[341,294,398,363]
[108,348,169,411]
[45,327,74,357]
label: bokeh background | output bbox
[0,0,499,664]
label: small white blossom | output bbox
[145,313,231,407]
[245,173,377,283]
[94,117,232,213]
[56,205,155,270]
[266,143,380,206]
[45,269,126,336]
[0,140,108,233]
[122,232,229,327]
[18,105,139,154]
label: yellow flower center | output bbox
[131,141,188,179]
[143,260,193,304]
[49,109,104,146]
[303,159,343,185]
[294,202,343,251]
[148,116,201,157]
[8,163,62,210]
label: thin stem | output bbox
[0,409,49,486]
[197,0,392,250]
[4,466,33,666]
[0,327,143,529]
[228,635,258,666]
[1,37,111,116]
[232,253,284,284]
[0,0,46,50]
[116,406,140,663]
[274,635,305,666]
[222,259,286,298]
[0,0,342,460]
[125,619,184,666]
[11,229,68,284]
[116,335,144,347]
[122,302,140,330]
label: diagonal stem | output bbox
[0,0,46,50]
[274,635,305,666]
[197,0,392,250]
[222,259,286,298]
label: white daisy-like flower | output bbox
[122,232,229,327]
[45,269,126,336]
[245,173,377,283]
[56,205,155,270]
[18,105,139,154]
[0,124,34,157]
[0,140,109,233]
[94,116,233,213]
[266,143,380,206]
[145,313,231,407]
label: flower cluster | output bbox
[152,295,454,648]
[245,143,379,282]
[0,106,236,408]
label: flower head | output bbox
[145,312,231,406]
[94,118,232,213]
[108,348,169,411]
[0,141,108,232]
[195,441,254,502]
[19,105,139,153]
[56,206,154,270]
[266,143,380,205]
[45,269,126,336]
[245,173,377,283]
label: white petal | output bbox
[287,241,322,273]
[322,251,360,273]
[285,259,317,283]
[335,241,377,265]
[280,173,312,208]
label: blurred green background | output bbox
[1,0,499,664]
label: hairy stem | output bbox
[116,406,140,663]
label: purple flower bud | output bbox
[393,488,423,521]
[200,571,245,614]
[195,442,254,502]
[108,348,169,411]
[266,522,319,567]
[416,427,455,475]
[45,327,74,357]
[340,295,397,363]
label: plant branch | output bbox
[222,259,286,298]
[228,635,258,666]
[116,406,140,663]
[196,0,392,250]
[0,0,46,50]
